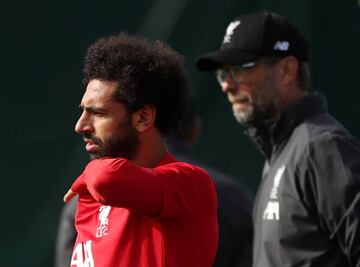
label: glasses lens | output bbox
[215,69,229,85]
[230,66,247,83]
[215,62,258,85]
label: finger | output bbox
[63,189,77,203]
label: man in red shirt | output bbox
[63,34,218,267]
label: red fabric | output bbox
[70,153,218,267]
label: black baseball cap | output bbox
[196,11,309,71]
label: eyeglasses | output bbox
[215,57,281,85]
[215,63,255,85]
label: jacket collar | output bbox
[246,93,328,159]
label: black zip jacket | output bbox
[248,94,360,267]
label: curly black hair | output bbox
[83,33,191,135]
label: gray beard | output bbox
[232,69,281,127]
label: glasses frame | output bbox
[215,56,282,85]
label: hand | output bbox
[63,173,85,202]
[63,189,78,202]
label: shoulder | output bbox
[156,160,209,179]
[283,112,360,176]
[289,112,356,153]
[305,113,359,154]
[301,112,350,142]
[294,114,360,177]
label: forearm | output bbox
[71,158,163,216]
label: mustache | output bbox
[228,93,250,103]
[83,133,101,145]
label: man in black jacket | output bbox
[196,10,360,267]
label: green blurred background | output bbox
[0,0,359,266]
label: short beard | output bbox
[86,116,140,160]
[103,126,139,160]
[233,68,281,127]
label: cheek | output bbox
[94,119,118,138]
[251,70,271,92]
[238,73,267,96]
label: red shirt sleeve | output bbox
[155,162,216,220]
[70,156,216,220]
[71,157,162,216]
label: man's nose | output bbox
[220,74,237,94]
[75,112,93,134]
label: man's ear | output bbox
[132,105,157,132]
[277,56,299,86]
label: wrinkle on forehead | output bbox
[82,79,118,107]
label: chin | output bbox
[88,153,104,160]
[233,112,248,124]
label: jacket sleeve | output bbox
[306,135,360,265]
[70,157,216,219]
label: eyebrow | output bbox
[79,104,107,113]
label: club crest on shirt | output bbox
[96,205,111,238]
[263,165,285,221]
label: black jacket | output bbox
[248,94,360,267]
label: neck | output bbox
[131,128,167,168]
[279,84,308,115]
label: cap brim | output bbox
[196,48,261,71]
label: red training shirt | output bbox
[70,153,218,267]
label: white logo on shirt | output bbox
[96,205,111,238]
[263,166,285,221]
[71,240,94,267]
[273,41,290,51]
[263,201,280,220]
[223,20,241,43]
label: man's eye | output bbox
[93,111,105,116]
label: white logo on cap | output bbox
[242,62,255,68]
[273,41,290,51]
[223,20,241,44]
